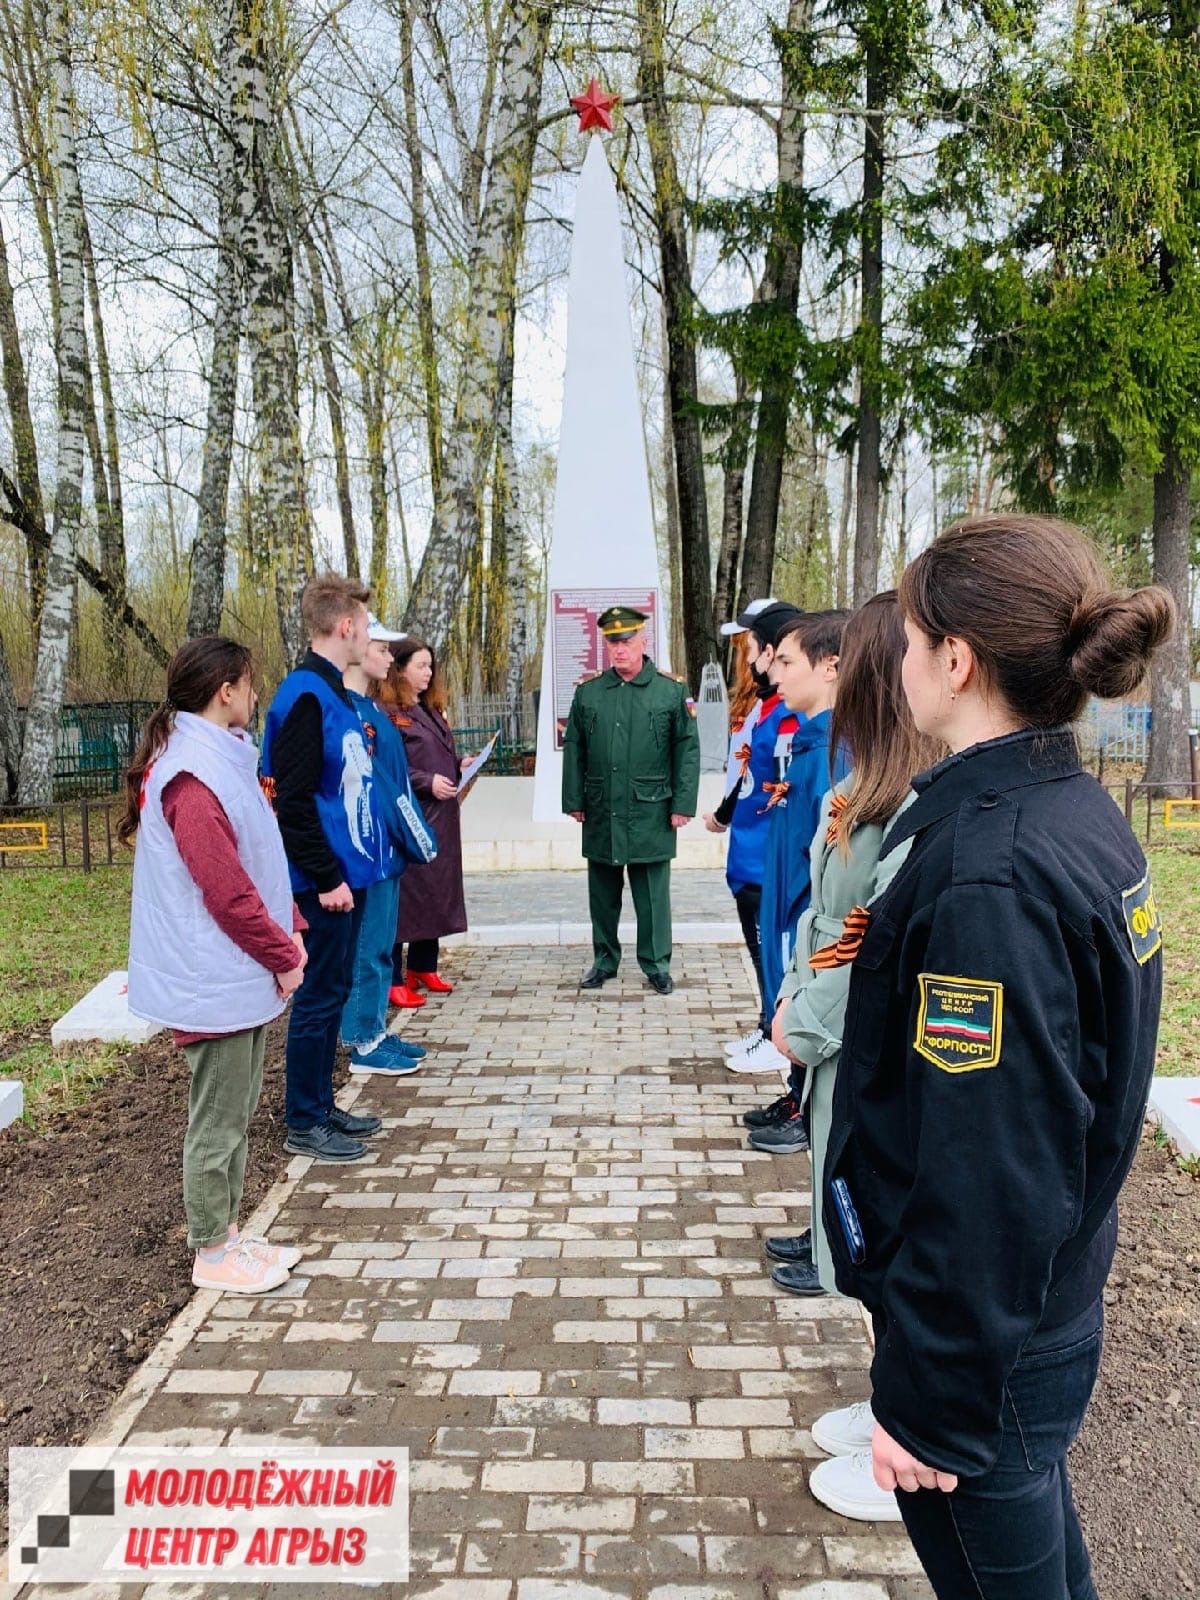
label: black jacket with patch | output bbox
[824,728,1163,1477]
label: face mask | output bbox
[750,656,773,692]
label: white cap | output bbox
[367,613,406,642]
[718,596,779,637]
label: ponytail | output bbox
[117,636,253,845]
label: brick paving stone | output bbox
[116,946,923,1597]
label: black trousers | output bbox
[286,888,366,1131]
[892,1297,1102,1600]
[733,882,768,1034]
[393,938,439,980]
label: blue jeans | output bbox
[285,888,365,1131]
[340,876,401,1050]
[896,1298,1103,1600]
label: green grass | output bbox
[0,869,133,1127]
[0,869,131,1031]
[1147,847,1199,1079]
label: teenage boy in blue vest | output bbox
[262,574,404,1162]
[708,601,803,1073]
[753,610,850,1114]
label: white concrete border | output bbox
[0,1079,23,1130]
[1146,1076,1200,1158]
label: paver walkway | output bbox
[103,946,931,1600]
[463,872,733,928]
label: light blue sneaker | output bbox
[348,1039,424,1076]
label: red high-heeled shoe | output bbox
[408,970,454,995]
[388,983,426,1008]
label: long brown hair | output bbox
[728,632,759,730]
[377,635,448,717]
[117,637,253,845]
[899,516,1175,726]
[830,593,939,853]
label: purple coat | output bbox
[391,702,467,942]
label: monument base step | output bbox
[1147,1076,1200,1158]
[51,970,163,1048]
[0,1079,22,1130]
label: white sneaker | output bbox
[239,1234,303,1272]
[191,1245,290,1294]
[812,1398,876,1457]
[809,1450,902,1522]
[724,1027,765,1056]
[726,1036,789,1073]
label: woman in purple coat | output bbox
[380,636,468,1006]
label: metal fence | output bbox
[35,701,158,800]
[0,798,127,870]
[455,693,536,750]
[1076,699,1152,765]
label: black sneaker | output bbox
[747,1114,810,1154]
[765,1230,812,1264]
[743,1092,800,1130]
[771,1260,826,1297]
[285,1122,368,1162]
[328,1106,383,1137]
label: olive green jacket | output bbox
[561,658,700,865]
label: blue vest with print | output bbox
[725,695,791,895]
[261,668,390,892]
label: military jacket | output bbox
[561,658,700,865]
[824,728,1163,1478]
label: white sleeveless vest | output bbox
[128,712,294,1033]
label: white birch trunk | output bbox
[402,1,551,654]
[17,0,85,803]
[188,19,242,639]
[227,0,311,663]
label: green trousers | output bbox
[182,1024,268,1249]
[587,859,673,979]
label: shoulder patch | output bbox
[1121,872,1162,965]
[914,974,1003,1073]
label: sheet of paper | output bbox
[457,732,498,800]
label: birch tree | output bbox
[0,212,45,613]
[188,52,242,639]
[226,0,311,663]
[17,0,87,803]
[402,0,551,656]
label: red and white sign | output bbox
[550,586,660,748]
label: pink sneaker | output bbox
[192,1245,290,1293]
[238,1235,303,1271]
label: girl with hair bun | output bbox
[817,516,1173,1598]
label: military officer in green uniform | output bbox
[561,606,701,995]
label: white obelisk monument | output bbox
[531,88,668,821]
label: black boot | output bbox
[647,971,674,995]
[580,965,615,989]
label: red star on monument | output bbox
[571,77,618,135]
